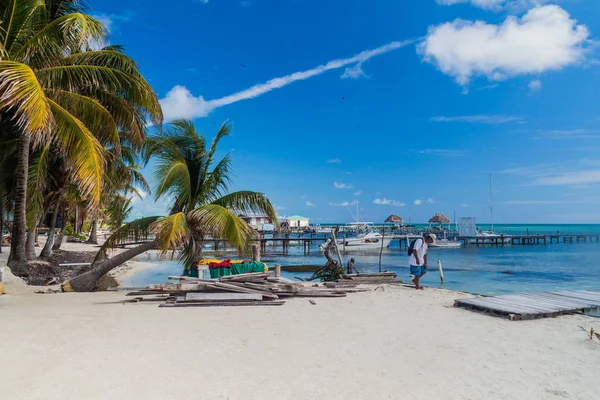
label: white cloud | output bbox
[329,201,358,207]
[419,5,589,86]
[353,190,363,196]
[427,198,435,204]
[373,198,405,206]
[373,197,392,205]
[431,115,523,124]
[334,181,353,189]
[275,205,287,211]
[461,203,469,207]
[415,149,466,157]
[306,201,315,207]
[160,86,213,120]
[159,40,412,121]
[501,200,587,205]
[533,170,600,186]
[341,62,368,79]
[414,199,423,206]
[130,189,148,203]
[93,14,114,30]
[436,0,546,11]
[528,79,542,92]
[327,158,341,163]
[194,0,209,3]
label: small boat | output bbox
[320,229,393,252]
[429,238,462,248]
[429,231,462,248]
[468,230,511,244]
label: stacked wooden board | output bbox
[340,272,401,284]
[125,272,370,308]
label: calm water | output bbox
[123,235,600,297]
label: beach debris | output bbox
[309,300,316,305]
[124,272,380,308]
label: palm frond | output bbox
[153,212,189,255]
[0,61,53,138]
[26,144,50,228]
[94,215,161,262]
[187,204,258,253]
[48,98,105,206]
[35,64,163,126]
[206,121,230,166]
[46,89,120,149]
[153,159,191,206]
[12,12,106,66]
[1,0,45,54]
[211,190,279,227]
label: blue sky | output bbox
[91,0,600,224]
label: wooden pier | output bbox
[115,232,600,253]
[455,290,600,320]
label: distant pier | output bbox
[115,232,600,254]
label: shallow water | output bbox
[123,240,600,297]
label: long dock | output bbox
[115,232,600,254]
[455,290,600,320]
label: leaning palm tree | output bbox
[0,1,162,274]
[63,120,277,292]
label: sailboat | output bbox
[468,174,511,244]
[319,202,392,251]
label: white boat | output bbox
[468,230,511,244]
[430,239,462,248]
[466,174,511,245]
[320,230,393,252]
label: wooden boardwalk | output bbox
[455,290,600,320]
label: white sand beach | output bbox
[1,280,599,400]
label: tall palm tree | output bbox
[0,1,162,274]
[63,120,278,292]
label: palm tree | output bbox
[0,1,162,274]
[63,120,277,292]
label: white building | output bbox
[239,215,274,231]
[284,215,310,228]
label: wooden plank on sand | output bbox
[159,300,285,308]
[185,292,262,301]
[214,282,279,299]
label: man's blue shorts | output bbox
[410,265,426,277]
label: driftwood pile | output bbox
[124,272,371,308]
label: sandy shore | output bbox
[1,284,599,400]
[0,237,161,290]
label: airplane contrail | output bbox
[160,39,414,121]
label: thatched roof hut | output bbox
[428,213,450,224]
[385,214,403,223]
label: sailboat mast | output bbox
[490,174,494,233]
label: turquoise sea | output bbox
[123,224,600,298]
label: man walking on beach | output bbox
[409,234,436,290]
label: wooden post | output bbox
[331,230,344,269]
[437,260,445,285]
[252,243,260,262]
[275,264,281,277]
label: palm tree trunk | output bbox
[0,198,4,254]
[7,132,31,276]
[52,216,66,251]
[86,219,98,244]
[63,241,156,292]
[40,201,60,258]
[26,230,36,260]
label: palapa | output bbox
[428,213,450,224]
[384,214,403,223]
